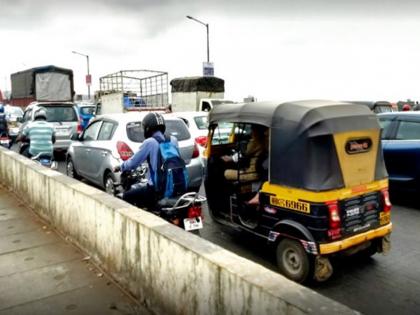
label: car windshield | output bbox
[6,106,23,116]
[194,115,208,130]
[80,106,95,115]
[42,106,78,122]
[126,119,191,143]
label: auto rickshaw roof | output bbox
[209,99,378,136]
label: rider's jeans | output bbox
[123,182,156,209]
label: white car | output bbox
[171,111,209,164]
[4,105,24,140]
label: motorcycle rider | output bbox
[0,104,9,138]
[114,112,179,208]
[19,108,55,158]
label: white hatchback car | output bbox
[172,111,209,156]
[66,112,203,194]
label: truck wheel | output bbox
[66,158,80,180]
[276,238,311,283]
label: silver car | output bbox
[4,105,24,141]
[19,102,81,152]
[66,112,204,194]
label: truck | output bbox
[170,76,234,112]
[97,70,169,115]
[10,65,74,107]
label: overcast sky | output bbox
[1,0,420,102]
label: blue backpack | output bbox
[154,135,189,198]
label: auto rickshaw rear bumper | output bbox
[319,223,393,255]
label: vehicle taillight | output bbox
[77,121,83,134]
[188,206,202,218]
[195,136,207,147]
[326,200,341,240]
[381,189,392,213]
[116,141,134,161]
[192,142,200,158]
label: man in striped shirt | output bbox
[21,108,55,157]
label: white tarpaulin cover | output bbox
[35,72,72,101]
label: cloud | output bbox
[2,0,420,33]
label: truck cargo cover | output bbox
[170,76,224,93]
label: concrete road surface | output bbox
[0,185,148,315]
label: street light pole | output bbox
[72,50,91,99]
[186,15,210,63]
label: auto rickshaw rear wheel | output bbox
[276,238,312,283]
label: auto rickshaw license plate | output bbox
[184,217,203,231]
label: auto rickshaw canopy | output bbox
[209,100,388,191]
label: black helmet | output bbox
[34,108,47,121]
[142,112,166,138]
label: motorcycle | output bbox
[31,152,58,169]
[0,133,11,149]
[117,165,206,234]
[17,137,57,169]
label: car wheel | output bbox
[104,172,116,196]
[276,238,311,283]
[66,158,80,180]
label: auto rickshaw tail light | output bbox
[188,206,202,218]
[381,189,392,213]
[117,141,134,161]
[326,200,342,239]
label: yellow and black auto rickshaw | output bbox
[204,100,392,283]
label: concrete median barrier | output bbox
[0,147,357,315]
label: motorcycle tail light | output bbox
[381,189,392,213]
[117,141,134,161]
[188,206,202,218]
[192,142,200,158]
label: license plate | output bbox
[0,140,9,144]
[183,217,203,231]
[56,129,69,136]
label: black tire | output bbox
[66,157,81,180]
[276,238,312,283]
[104,172,117,196]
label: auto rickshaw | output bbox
[204,100,392,283]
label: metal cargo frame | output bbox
[99,70,169,108]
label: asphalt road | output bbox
[199,191,420,315]
[12,150,420,315]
